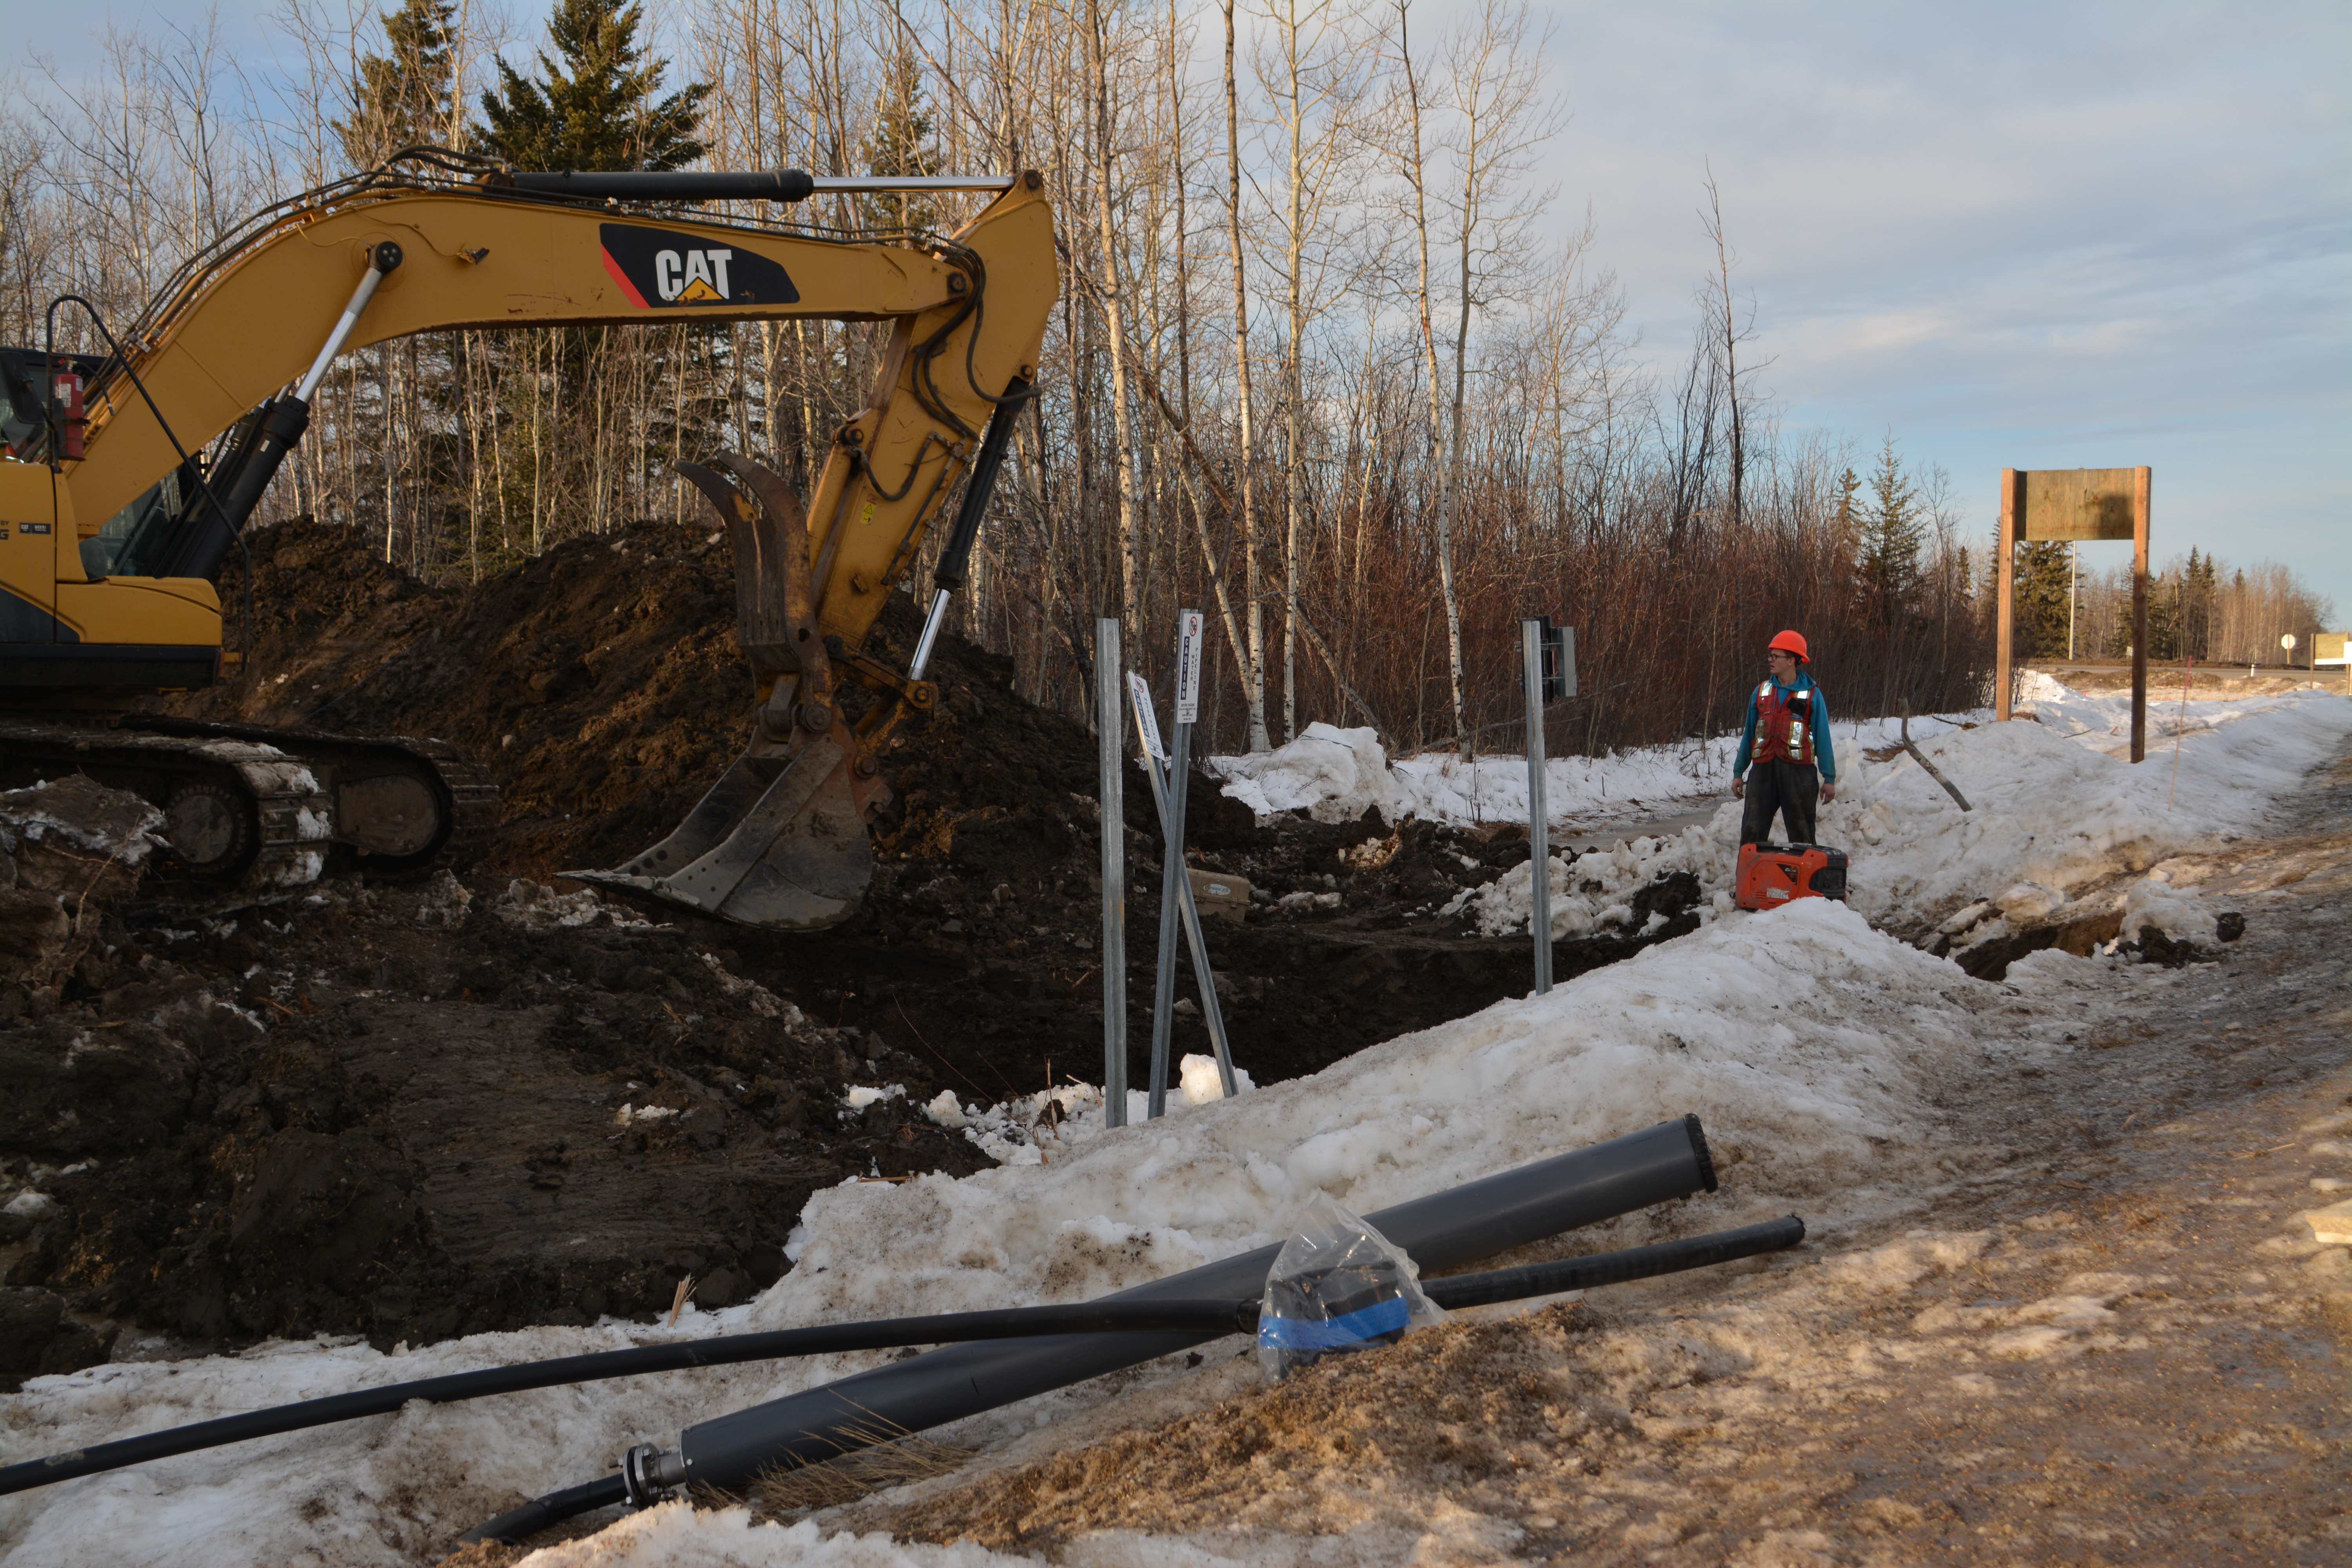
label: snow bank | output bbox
[1837,688,2350,925]
[1210,710,1987,829]
[2116,875,2218,945]
[1442,829,1730,941]
[2,899,1992,1567]
[1206,723,1402,823]
[2012,668,2079,708]
[1444,688,2352,935]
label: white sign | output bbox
[1174,610,1205,725]
[1127,671,1167,761]
[2280,633,2297,651]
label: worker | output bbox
[1731,629,1837,846]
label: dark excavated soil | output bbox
[0,517,1698,1368]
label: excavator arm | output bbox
[0,158,1058,928]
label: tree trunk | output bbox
[1222,0,1271,750]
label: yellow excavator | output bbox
[0,148,1057,930]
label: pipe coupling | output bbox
[620,1443,688,1508]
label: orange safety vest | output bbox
[1752,679,1818,767]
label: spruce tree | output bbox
[860,40,942,231]
[478,0,708,172]
[1829,464,1862,569]
[2147,568,2180,662]
[341,0,460,167]
[1857,436,1925,621]
[2013,543,2072,658]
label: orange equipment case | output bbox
[1735,843,1847,911]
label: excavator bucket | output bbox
[564,458,886,930]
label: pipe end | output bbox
[1684,1114,1719,1193]
[457,1498,556,1547]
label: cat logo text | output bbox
[599,224,800,310]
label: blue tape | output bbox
[1256,1296,1411,1352]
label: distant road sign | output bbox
[2020,469,2140,541]
[2281,634,2297,652]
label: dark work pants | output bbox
[1740,760,1820,847]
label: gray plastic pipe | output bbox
[464,1115,1718,1542]
[665,1115,1712,1495]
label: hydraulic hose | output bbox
[473,1115,1720,1541]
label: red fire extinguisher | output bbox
[49,363,85,460]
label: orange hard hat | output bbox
[1767,629,1809,661]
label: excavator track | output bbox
[0,714,498,893]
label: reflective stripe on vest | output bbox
[1753,680,1816,767]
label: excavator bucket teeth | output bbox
[567,455,875,932]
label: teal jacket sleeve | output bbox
[1811,684,1836,783]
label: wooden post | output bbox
[1996,468,2018,721]
[2131,467,2151,763]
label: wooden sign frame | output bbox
[1996,466,2151,761]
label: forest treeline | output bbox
[2012,546,2337,670]
[1,0,2330,756]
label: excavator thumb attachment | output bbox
[564,460,885,930]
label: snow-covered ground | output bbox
[4,684,2348,1568]
[1206,710,1988,829]
[2,897,2000,1568]
[1216,683,2352,945]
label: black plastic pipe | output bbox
[466,1212,1803,1545]
[0,1301,1258,1499]
[0,1207,1802,1514]
[0,1119,1726,1540]
[1423,1214,1804,1309]
[465,1115,1716,1541]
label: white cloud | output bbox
[1515,0,2350,612]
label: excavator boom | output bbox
[0,154,1059,927]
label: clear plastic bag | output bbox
[1257,1191,1448,1380]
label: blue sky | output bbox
[1531,1,2348,622]
[29,2,2350,623]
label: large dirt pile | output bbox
[178,519,752,876]
[182,517,1243,881]
[171,517,1695,1089]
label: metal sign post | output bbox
[1169,612,1236,1097]
[1521,618,1553,995]
[1131,615,1236,1114]
[1095,619,1127,1127]
[1138,748,1240,1101]
[1138,613,1209,1118]
[1132,672,1180,1119]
